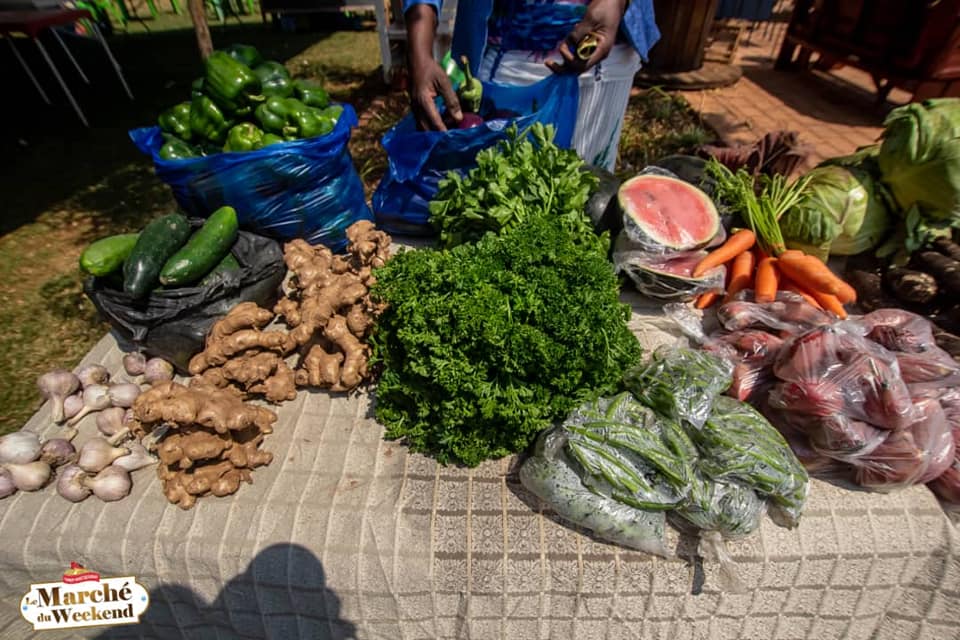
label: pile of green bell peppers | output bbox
[153,43,341,161]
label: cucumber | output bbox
[199,251,241,286]
[123,213,192,299]
[159,206,239,286]
[79,233,140,276]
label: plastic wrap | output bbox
[129,104,371,252]
[771,324,921,430]
[83,229,285,373]
[671,476,765,539]
[927,423,960,506]
[689,396,809,527]
[372,75,579,236]
[612,237,726,302]
[623,346,733,429]
[853,398,955,490]
[718,291,834,334]
[561,393,696,511]
[519,428,671,557]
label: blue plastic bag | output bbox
[372,74,579,236]
[130,104,372,252]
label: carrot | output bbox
[777,252,856,302]
[755,257,780,303]
[808,288,848,319]
[779,274,823,309]
[695,291,719,309]
[778,249,804,260]
[724,250,756,303]
[693,229,756,277]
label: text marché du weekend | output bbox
[32,581,138,624]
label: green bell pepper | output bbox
[190,94,232,144]
[254,96,288,134]
[255,133,284,149]
[223,122,265,152]
[222,43,263,69]
[159,138,197,160]
[203,51,264,115]
[281,98,328,139]
[191,77,205,99]
[158,102,193,141]
[316,104,343,130]
[254,61,294,98]
[293,79,329,109]
[457,55,482,113]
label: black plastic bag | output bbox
[83,229,285,373]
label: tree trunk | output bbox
[188,0,213,59]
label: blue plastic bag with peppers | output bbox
[129,104,371,252]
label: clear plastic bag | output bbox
[612,237,726,302]
[689,395,809,528]
[623,346,733,429]
[927,424,960,506]
[718,291,834,334]
[853,398,956,490]
[519,427,671,557]
[771,323,921,430]
[561,392,696,511]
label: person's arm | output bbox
[546,0,628,74]
[406,3,462,131]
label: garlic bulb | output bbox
[2,460,52,491]
[108,383,141,408]
[39,438,77,468]
[0,468,16,499]
[67,384,111,426]
[123,352,147,377]
[57,465,91,502]
[111,442,157,472]
[0,431,42,465]
[63,393,84,421]
[85,466,131,502]
[37,369,80,424]
[143,358,174,385]
[96,407,126,437]
[77,438,129,473]
[76,364,110,388]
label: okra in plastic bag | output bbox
[519,427,671,557]
[623,346,733,429]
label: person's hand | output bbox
[405,4,461,131]
[409,54,462,131]
[546,0,627,75]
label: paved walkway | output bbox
[679,24,913,170]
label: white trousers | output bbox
[478,43,641,172]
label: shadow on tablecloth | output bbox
[94,543,357,640]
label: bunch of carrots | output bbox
[692,229,856,318]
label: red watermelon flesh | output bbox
[618,174,720,252]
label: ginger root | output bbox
[187,221,392,402]
[136,382,275,510]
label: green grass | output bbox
[0,18,709,434]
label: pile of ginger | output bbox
[187,220,392,402]
[132,381,277,509]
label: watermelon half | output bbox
[618,173,720,252]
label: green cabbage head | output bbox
[779,165,892,260]
[878,98,960,221]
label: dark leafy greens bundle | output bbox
[429,122,602,252]
[370,214,642,467]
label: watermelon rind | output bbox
[618,173,720,253]
[613,235,725,301]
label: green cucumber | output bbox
[159,206,240,286]
[123,213,192,298]
[79,233,140,277]
[199,251,241,286]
